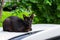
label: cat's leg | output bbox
[3,18,12,32]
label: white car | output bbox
[0,24,60,40]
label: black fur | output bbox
[3,14,34,32]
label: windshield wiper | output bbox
[9,30,43,40]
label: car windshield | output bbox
[46,36,60,40]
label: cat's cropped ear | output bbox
[23,14,27,20]
[23,14,27,18]
[30,14,34,19]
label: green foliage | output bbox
[30,0,60,24]
[0,0,60,27]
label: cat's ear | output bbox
[30,14,34,19]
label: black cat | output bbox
[3,14,34,32]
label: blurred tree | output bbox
[0,0,4,18]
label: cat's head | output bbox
[23,14,34,31]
